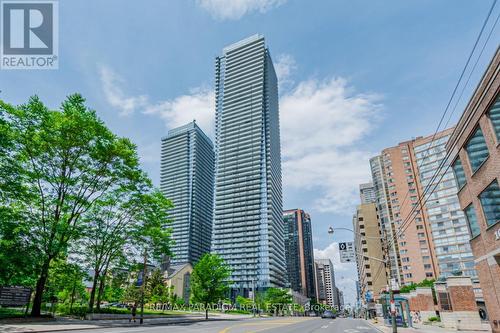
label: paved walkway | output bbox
[367,320,492,333]
[0,313,251,333]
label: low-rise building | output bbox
[164,263,193,305]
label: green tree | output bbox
[265,288,292,316]
[0,99,39,287]
[236,295,253,309]
[147,269,168,308]
[0,95,144,316]
[44,260,88,311]
[190,254,231,319]
[79,179,155,312]
[130,189,173,316]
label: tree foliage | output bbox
[399,279,435,293]
[264,288,292,315]
[190,254,231,319]
[0,95,172,317]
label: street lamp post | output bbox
[328,226,397,333]
[140,250,147,324]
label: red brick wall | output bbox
[448,286,477,312]
[415,294,434,311]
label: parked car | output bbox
[321,310,336,319]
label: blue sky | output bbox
[1,0,498,304]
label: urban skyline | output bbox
[1,0,498,314]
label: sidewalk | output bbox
[366,320,492,333]
[0,313,251,333]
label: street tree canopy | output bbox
[0,94,171,316]
[190,254,231,319]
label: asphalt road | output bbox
[48,317,380,333]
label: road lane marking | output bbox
[321,325,329,328]
[356,326,371,330]
[219,318,312,333]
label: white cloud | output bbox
[314,242,359,305]
[99,65,382,214]
[281,78,382,213]
[99,66,215,138]
[197,0,286,20]
[274,53,296,88]
[99,66,147,116]
[143,87,215,138]
[314,242,350,273]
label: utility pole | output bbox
[252,279,256,317]
[382,234,397,333]
[329,226,397,332]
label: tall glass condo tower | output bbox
[160,121,214,265]
[212,35,286,296]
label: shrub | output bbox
[427,316,440,322]
[56,304,88,317]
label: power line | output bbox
[382,0,499,256]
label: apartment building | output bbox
[283,209,316,299]
[315,259,339,308]
[353,203,388,302]
[446,48,500,333]
[160,121,214,265]
[211,35,287,296]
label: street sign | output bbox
[0,286,31,307]
[339,242,355,263]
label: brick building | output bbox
[446,48,500,333]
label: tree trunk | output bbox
[96,274,107,311]
[70,282,76,312]
[205,306,208,320]
[31,260,50,317]
[96,259,111,312]
[88,270,100,312]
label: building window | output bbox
[452,158,466,189]
[464,204,480,238]
[438,292,452,311]
[479,180,500,227]
[465,127,489,172]
[488,94,500,140]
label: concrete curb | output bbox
[4,317,234,333]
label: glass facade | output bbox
[479,180,500,227]
[464,204,480,238]
[451,158,466,189]
[465,127,489,173]
[488,94,500,140]
[160,121,214,265]
[283,210,316,299]
[415,134,476,278]
[212,35,286,294]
